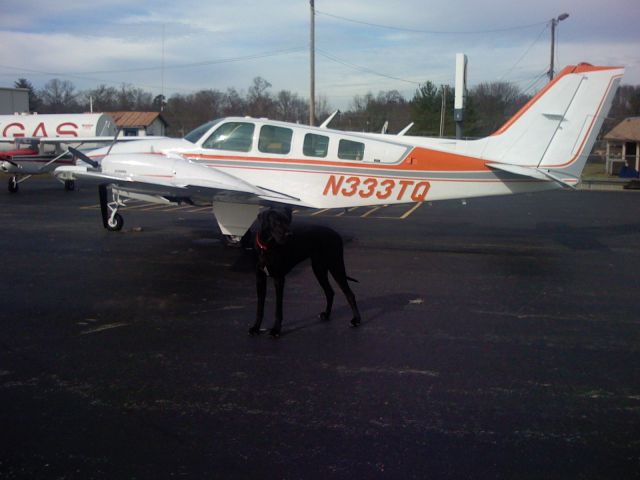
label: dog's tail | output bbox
[347,275,359,283]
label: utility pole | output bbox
[309,0,316,126]
[549,13,569,82]
[439,85,446,137]
[161,23,165,112]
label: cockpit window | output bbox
[202,122,255,152]
[184,119,222,144]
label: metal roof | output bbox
[107,111,169,128]
[604,117,640,142]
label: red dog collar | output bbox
[256,232,268,251]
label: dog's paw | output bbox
[269,328,281,338]
[319,312,331,321]
[248,326,262,336]
[350,317,361,327]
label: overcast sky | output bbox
[1,0,638,110]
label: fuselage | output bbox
[90,117,557,209]
[50,64,623,237]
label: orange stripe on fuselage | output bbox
[399,147,490,171]
[189,147,490,173]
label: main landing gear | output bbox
[7,176,75,193]
[8,176,19,193]
[99,183,125,231]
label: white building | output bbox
[0,87,29,114]
[107,111,169,137]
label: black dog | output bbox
[248,208,361,337]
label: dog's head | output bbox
[256,208,292,247]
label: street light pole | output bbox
[309,0,316,126]
[549,13,569,82]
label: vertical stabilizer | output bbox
[482,64,624,179]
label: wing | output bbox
[7,136,166,145]
[54,153,308,206]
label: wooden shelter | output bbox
[603,117,640,175]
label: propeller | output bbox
[98,183,110,229]
[68,147,99,168]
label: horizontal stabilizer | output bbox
[486,162,578,189]
[486,162,549,180]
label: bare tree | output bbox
[467,81,529,136]
[246,77,274,117]
[274,90,308,123]
[39,79,80,113]
[223,88,247,116]
[79,84,119,112]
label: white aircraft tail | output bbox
[482,64,624,186]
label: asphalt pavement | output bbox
[1,177,639,479]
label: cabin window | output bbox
[338,139,365,161]
[202,122,255,152]
[303,133,329,158]
[258,125,293,154]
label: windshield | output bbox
[184,119,223,144]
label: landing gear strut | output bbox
[8,176,19,193]
[99,183,125,231]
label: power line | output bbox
[0,47,307,95]
[520,68,550,95]
[0,47,306,77]
[316,9,548,34]
[498,23,549,81]
[316,48,421,85]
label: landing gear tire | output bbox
[8,177,18,193]
[107,213,124,231]
[64,180,75,191]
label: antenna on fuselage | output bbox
[397,122,414,136]
[319,110,340,128]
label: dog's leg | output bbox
[249,269,268,335]
[330,263,362,327]
[270,276,285,337]
[312,261,334,321]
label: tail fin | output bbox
[483,64,624,185]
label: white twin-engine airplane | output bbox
[55,64,623,240]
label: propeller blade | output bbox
[68,147,99,168]
[105,129,121,156]
[99,183,110,229]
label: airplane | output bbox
[54,63,624,241]
[0,113,118,192]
